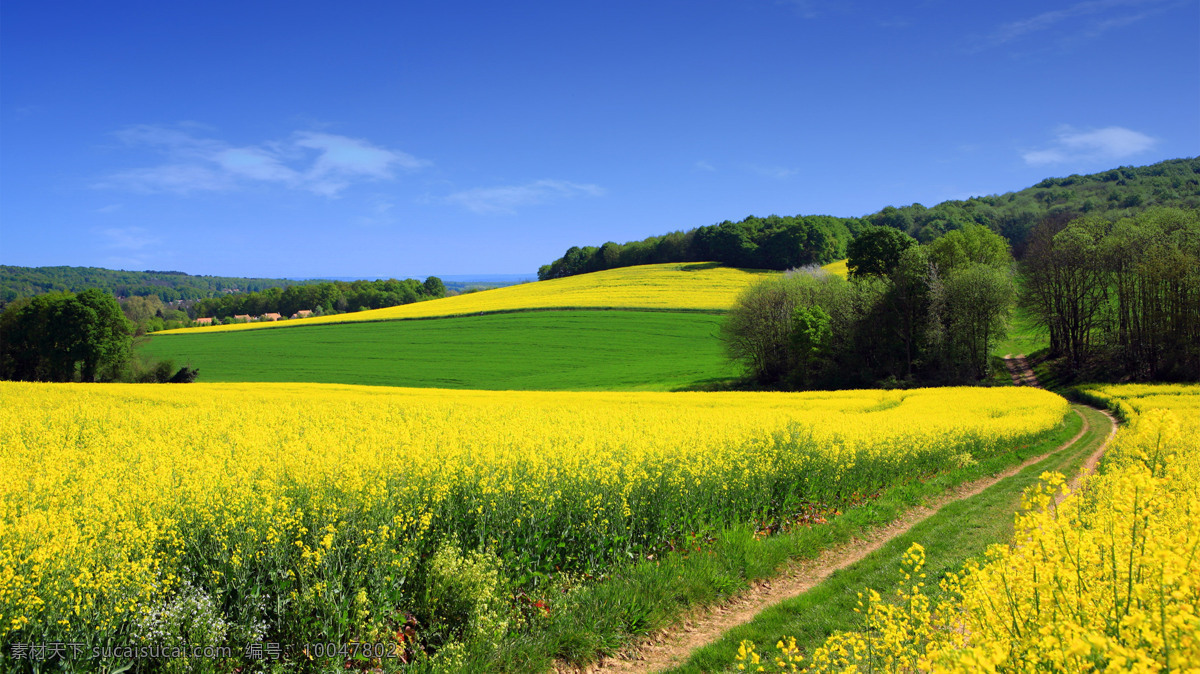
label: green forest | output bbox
[537,214,859,279]
[0,266,490,315]
[540,157,1200,278]
[0,266,326,307]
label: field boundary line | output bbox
[151,307,729,337]
[571,407,1105,674]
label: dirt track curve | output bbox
[565,402,1115,674]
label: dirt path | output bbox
[1057,408,1118,505]
[1003,353,1040,387]
[569,408,1103,674]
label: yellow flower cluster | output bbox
[156,263,775,335]
[790,383,1200,673]
[0,382,1065,651]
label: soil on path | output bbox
[1004,353,1041,387]
[567,407,1107,674]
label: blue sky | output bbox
[2,0,1197,278]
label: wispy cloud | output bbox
[447,179,605,215]
[94,226,165,269]
[1022,125,1157,166]
[357,198,398,227]
[100,226,160,251]
[296,132,427,197]
[694,160,717,172]
[14,105,43,121]
[103,164,233,193]
[776,0,821,19]
[744,164,798,180]
[981,0,1180,50]
[96,124,427,196]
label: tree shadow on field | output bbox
[673,262,724,272]
[672,376,758,392]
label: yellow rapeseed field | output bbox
[819,259,849,278]
[0,382,1066,663]
[156,263,775,335]
[772,383,1200,673]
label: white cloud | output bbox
[293,132,428,197]
[695,160,717,172]
[214,146,300,183]
[1022,126,1157,166]
[447,179,605,215]
[98,125,427,196]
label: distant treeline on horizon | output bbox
[0,265,512,312]
[539,156,1200,279]
[190,277,447,321]
[0,266,330,309]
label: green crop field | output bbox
[138,309,737,390]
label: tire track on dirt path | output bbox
[1004,353,1040,387]
[564,406,1112,674]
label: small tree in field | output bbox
[721,277,801,385]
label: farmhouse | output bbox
[261,312,283,321]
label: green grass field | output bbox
[139,309,738,390]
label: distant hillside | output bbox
[539,157,1200,277]
[0,265,325,308]
[863,157,1199,251]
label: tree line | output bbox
[0,290,194,383]
[538,214,859,280]
[190,277,446,321]
[0,265,328,308]
[723,224,1016,388]
[722,207,1200,389]
[1021,208,1199,381]
[539,157,1199,281]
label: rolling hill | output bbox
[154,262,775,335]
